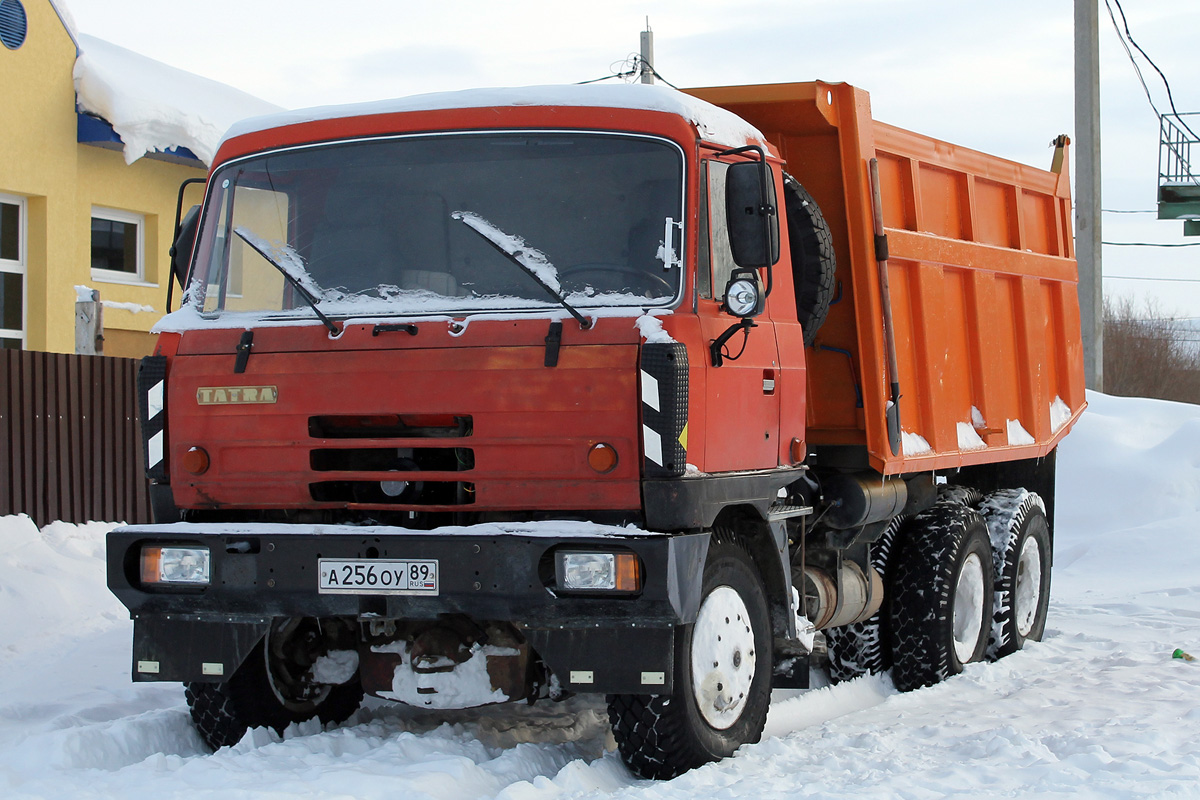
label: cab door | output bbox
[698,159,781,472]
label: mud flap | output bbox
[522,625,675,694]
[131,616,271,682]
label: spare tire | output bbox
[782,174,836,346]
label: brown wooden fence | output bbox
[1,349,151,527]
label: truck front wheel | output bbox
[608,536,771,779]
[186,619,364,750]
[889,503,994,692]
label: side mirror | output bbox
[725,161,779,269]
[169,204,200,289]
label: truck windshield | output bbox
[188,132,685,321]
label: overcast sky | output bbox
[60,0,1200,314]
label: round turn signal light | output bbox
[182,446,211,475]
[587,443,618,474]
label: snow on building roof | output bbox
[223,83,767,151]
[72,33,282,166]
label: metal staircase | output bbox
[1159,113,1200,236]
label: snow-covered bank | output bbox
[2,390,1199,797]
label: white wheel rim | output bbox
[953,552,986,664]
[691,585,756,730]
[1014,535,1043,637]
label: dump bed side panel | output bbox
[686,82,1085,474]
[873,122,1084,472]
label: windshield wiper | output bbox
[452,211,591,329]
[233,227,339,334]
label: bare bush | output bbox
[1104,297,1200,404]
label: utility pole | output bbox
[1075,0,1103,390]
[640,19,654,84]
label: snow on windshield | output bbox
[73,33,282,165]
[451,212,562,294]
[232,227,323,299]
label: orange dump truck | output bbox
[107,80,1083,778]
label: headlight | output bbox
[141,545,211,586]
[556,551,642,592]
[724,278,761,317]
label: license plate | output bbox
[318,559,439,595]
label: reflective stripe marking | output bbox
[640,370,660,412]
[148,430,163,468]
[643,424,663,466]
[147,380,164,420]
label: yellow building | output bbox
[0,0,276,357]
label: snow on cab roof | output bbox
[222,83,768,151]
[73,33,283,166]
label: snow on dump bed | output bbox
[223,83,767,151]
[73,34,282,165]
[3,390,1200,796]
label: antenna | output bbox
[639,18,654,84]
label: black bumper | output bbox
[108,523,709,693]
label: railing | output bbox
[1,350,151,526]
[1159,113,1200,189]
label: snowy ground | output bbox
[2,390,1199,798]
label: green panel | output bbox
[1157,201,1200,220]
[1185,220,1200,237]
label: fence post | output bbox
[75,288,104,356]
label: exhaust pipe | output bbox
[799,561,884,630]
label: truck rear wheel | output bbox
[980,490,1052,659]
[186,619,363,750]
[825,515,908,683]
[608,536,771,779]
[889,503,994,692]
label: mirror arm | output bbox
[709,317,757,367]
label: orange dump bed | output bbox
[689,82,1085,475]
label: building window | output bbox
[0,193,24,349]
[0,0,27,50]
[91,207,145,282]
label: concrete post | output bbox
[640,21,654,85]
[1075,0,1104,390]
[75,288,103,356]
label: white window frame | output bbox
[90,205,147,284]
[0,191,26,350]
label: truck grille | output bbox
[307,415,474,506]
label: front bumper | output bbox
[108,522,709,693]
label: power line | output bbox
[1103,0,1162,120]
[1105,0,1199,140]
[1103,241,1200,248]
[576,54,679,90]
[1102,208,1157,214]
[1108,0,1195,140]
[1106,275,1200,282]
